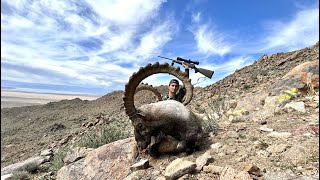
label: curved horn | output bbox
[123,62,193,120]
[135,83,162,101]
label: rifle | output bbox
[158,56,214,79]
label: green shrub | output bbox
[258,141,269,150]
[77,123,131,148]
[21,162,38,173]
[201,95,228,133]
[243,84,251,90]
[49,147,70,174]
[8,171,30,180]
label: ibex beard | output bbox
[132,100,204,157]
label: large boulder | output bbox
[56,138,137,180]
[270,60,319,95]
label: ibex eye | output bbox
[137,123,144,129]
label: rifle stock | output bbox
[172,60,214,79]
[194,67,214,79]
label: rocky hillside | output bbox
[1,42,319,179]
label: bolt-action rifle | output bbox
[158,56,214,79]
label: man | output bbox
[163,63,189,102]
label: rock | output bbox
[124,170,147,180]
[282,60,319,89]
[164,158,196,180]
[310,126,319,135]
[267,131,292,138]
[229,100,238,109]
[210,142,222,150]
[226,131,239,139]
[155,176,166,180]
[63,147,93,165]
[1,173,13,180]
[40,149,53,157]
[195,152,214,171]
[220,166,252,180]
[1,156,48,176]
[259,125,274,132]
[262,96,280,117]
[283,145,309,166]
[284,101,306,113]
[130,159,149,171]
[264,170,297,180]
[56,138,136,180]
[203,165,224,174]
[266,144,288,154]
[243,164,262,177]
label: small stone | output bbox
[266,144,288,154]
[130,159,149,171]
[40,149,53,157]
[195,152,214,171]
[267,131,292,138]
[164,158,196,180]
[220,166,252,180]
[243,164,262,176]
[210,143,222,150]
[259,125,274,132]
[203,165,224,174]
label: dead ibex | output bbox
[123,62,203,156]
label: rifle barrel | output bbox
[157,56,176,61]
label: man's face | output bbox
[169,82,179,93]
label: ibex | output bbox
[123,62,204,156]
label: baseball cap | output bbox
[169,79,179,85]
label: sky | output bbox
[1,0,319,96]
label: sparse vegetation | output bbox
[201,95,228,133]
[243,84,251,90]
[49,147,70,174]
[8,171,30,180]
[257,141,269,150]
[77,123,131,148]
[21,162,38,174]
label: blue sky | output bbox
[1,0,319,95]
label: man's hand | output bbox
[182,62,189,69]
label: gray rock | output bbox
[284,101,306,113]
[1,156,48,176]
[210,142,222,150]
[195,152,214,171]
[267,131,292,138]
[57,138,137,180]
[220,166,252,180]
[63,147,93,165]
[130,159,149,171]
[266,144,288,154]
[165,158,196,180]
[40,149,53,157]
[203,165,223,174]
[259,125,274,132]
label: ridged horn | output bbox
[123,62,193,120]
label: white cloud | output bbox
[86,0,165,25]
[192,12,201,23]
[1,0,173,93]
[134,21,174,58]
[192,24,232,57]
[262,8,319,51]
